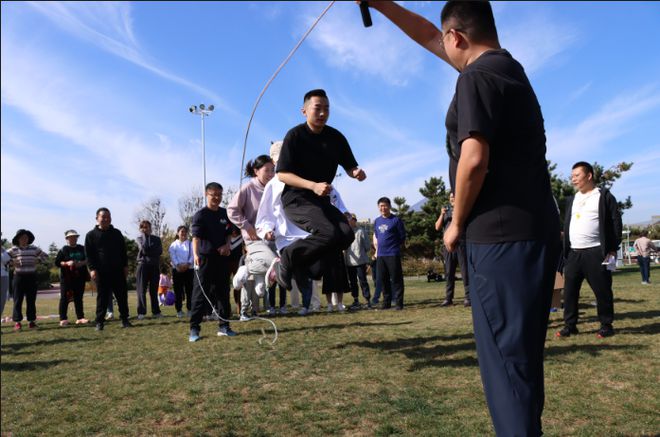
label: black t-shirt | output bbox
[191,206,232,255]
[277,123,358,196]
[445,49,558,243]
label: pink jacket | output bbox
[227,177,266,241]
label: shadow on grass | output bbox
[616,321,660,335]
[0,337,98,353]
[1,359,73,372]
[271,320,414,335]
[545,343,643,358]
[580,309,660,323]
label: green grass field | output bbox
[1,265,658,436]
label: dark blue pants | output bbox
[377,255,404,309]
[347,264,371,302]
[190,254,230,332]
[467,240,559,437]
[637,255,651,283]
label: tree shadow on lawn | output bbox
[268,320,414,335]
[0,337,98,354]
[579,309,660,323]
[1,358,73,372]
[545,343,643,359]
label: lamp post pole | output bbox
[189,104,214,195]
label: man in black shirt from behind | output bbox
[369,2,560,436]
[268,89,366,292]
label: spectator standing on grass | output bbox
[85,207,133,331]
[169,225,194,317]
[435,192,470,307]
[8,229,48,331]
[135,220,163,320]
[1,236,11,322]
[55,230,90,326]
[344,213,372,310]
[557,161,622,339]
[373,197,406,310]
[367,2,560,434]
[633,230,657,285]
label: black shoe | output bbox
[555,326,578,338]
[440,300,453,307]
[596,326,615,338]
[463,300,471,307]
[380,304,392,310]
[394,306,403,311]
[349,301,361,310]
[95,323,104,331]
[121,320,133,328]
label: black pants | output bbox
[268,284,287,308]
[59,279,85,320]
[12,273,37,322]
[347,264,371,302]
[321,249,350,296]
[281,192,354,283]
[173,269,193,312]
[190,254,230,331]
[95,270,130,324]
[136,263,161,316]
[563,247,614,329]
[443,243,470,302]
[377,255,404,309]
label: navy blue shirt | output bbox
[374,214,406,257]
[191,207,232,255]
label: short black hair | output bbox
[440,1,498,44]
[205,182,223,192]
[304,89,327,104]
[377,197,391,206]
[572,161,594,177]
[96,207,110,217]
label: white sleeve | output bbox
[256,181,276,239]
[330,188,348,214]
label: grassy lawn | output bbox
[1,265,658,436]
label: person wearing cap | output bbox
[7,229,48,330]
[55,230,90,326]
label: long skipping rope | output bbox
[195,1,337,347]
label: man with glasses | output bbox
[366,2,560,435]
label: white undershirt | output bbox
[569,188,601,249]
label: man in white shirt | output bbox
[557,161,622,339]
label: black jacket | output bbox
[136,233,162,266]
[85,225,128,273]
[563,188,622,258]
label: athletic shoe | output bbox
[298,307,309,316]
[463,300,472,307]
[137,314,145,321]
[28,321,38,329]
[153,313,164,319]
[95,323,104,331]
[266,307,276,316]
[217,326,237,337]
[440,300,453,307]
[279,306,288,315]
[641,281,649,285]
[327,304,334,313]
[596,326,615,338]
[76,318,89,325]
[232,265,249,290]
[239,314,251,322]
[121,320,133,328]
[349,301,361,310]
[105,312,114,321]
[14,322,22,331]
[189,329,200,342]
[177,311,184,318]
[555,326,578,338]
[371,298,379,306]
[336,303,346,312]
[394,306,403,311]
[59,320,69,327]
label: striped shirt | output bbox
[7,245,48,274]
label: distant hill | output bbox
[410,198,426,212]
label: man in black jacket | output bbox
[135,220,163,320]
[85,207,132,330]
[557,161,622,339]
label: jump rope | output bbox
[194,2,372,346]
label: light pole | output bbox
[189,104,214,193]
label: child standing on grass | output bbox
[158,265,172,306]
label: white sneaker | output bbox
[298,307,309,316]
[105,312,114,321]
[337,303,346,312]
[59,320,69,327]
[327,304,334,313]
[279,306,288,315]
[137,314,145,320]
[239,314,251,321]
[232,265,249,290]
[266,307,276,316]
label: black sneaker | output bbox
[555,326,578,338]
[121,320,133,328]
[95,323,104,331]
[596,326,615,338]
[440,300,453,307]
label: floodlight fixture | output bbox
[189,103,215,192]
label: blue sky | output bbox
[2,1,659,249]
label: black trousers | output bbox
[59,279,85,320]
[443,242,470,302]
[190,254,230,331]
[377,255,404,309]
[563,246,614,329]
[268,284,287,308]
[347,264,371,302]
[136,263,161,316]
[95,270,129,324]
[321,249,350,295]
[281,192,354,283]
[468,240,559,436]
[12,273,38,322]
[173,269,193,312]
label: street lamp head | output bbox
[208,104,215,112]
[199,103,205,110]
[189,105,196,113]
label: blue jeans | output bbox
[637,256,651,282]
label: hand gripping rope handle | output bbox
[194,266,278,346]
